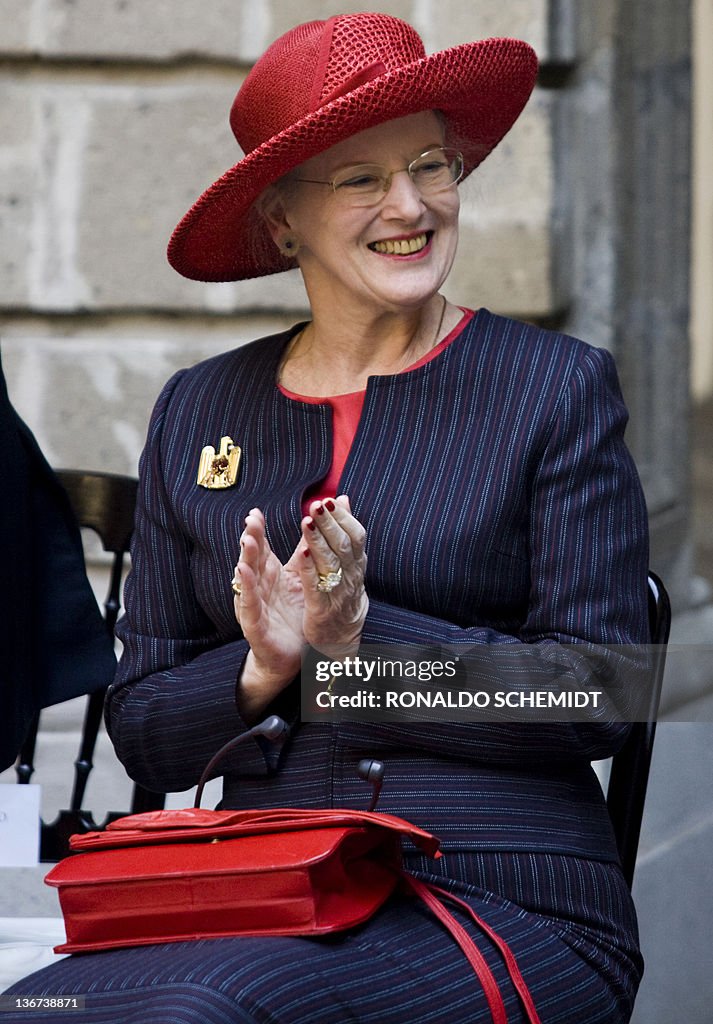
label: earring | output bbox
[281,236,298,256]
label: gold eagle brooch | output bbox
[196,435,241,489]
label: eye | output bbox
[333,168,384,192]
[412,157,448,177]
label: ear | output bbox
[262,200,289,243]
[259,187,297,252]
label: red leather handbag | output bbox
[45,718,540,1024]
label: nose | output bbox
[380,168,425,219]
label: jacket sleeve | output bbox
[336,345,650,765]
[106,371,283,794]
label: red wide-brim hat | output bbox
[167,13,538,282]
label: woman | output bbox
[4,12,649,1023]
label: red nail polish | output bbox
[315,504,325,515]
[325,499,335,512]
[306,518,316,531]
[303,547,311,558]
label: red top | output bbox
[278,308,475,513]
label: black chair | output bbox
[606,571,671,888]
[15,469,165,861]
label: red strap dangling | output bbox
[401,874,542,1024]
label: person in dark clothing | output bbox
[0,350,116,772]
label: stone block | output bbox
[16,0,552,64]
[449,89,554,315]
[78,77,243,311]
[0,1,34,53]
[0,84,38,306]
[48,74,304,311]
[415,0,549,58]
[471,89,552,213]
[0,81,100,310]
[18,0,265,63]
[449,221,552,317]
[0,315,297,474]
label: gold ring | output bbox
[231,577,242,597]
[316,566,343,593]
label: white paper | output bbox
[0,785,40,867]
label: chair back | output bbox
[606,571,671,888]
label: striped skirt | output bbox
[2,851,643,1023]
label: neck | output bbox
[279,294,450,396]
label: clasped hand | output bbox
[233,496,368,717]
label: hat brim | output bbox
[167,37,538,282]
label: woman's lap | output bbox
[3,855,642,1024]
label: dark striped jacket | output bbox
[108,309,649,862]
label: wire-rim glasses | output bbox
[297,147,464,207]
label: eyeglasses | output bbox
[297,147,464,207]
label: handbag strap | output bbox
[192,719,540,1022]
[400,873,542,1024]
[194,716,289,808]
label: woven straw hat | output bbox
[167,13,538,282]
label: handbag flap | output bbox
[68,807,441,857]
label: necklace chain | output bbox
[279,295,448,386]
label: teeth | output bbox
[371,233,428,255]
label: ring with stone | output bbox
[231,577,242,597]
[316,566,343,593]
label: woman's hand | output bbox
[233,508,305,718]
[232,498,368,718]
[297,495,368,658]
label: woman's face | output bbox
[272,111,460,318]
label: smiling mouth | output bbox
[368,231,431,256]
